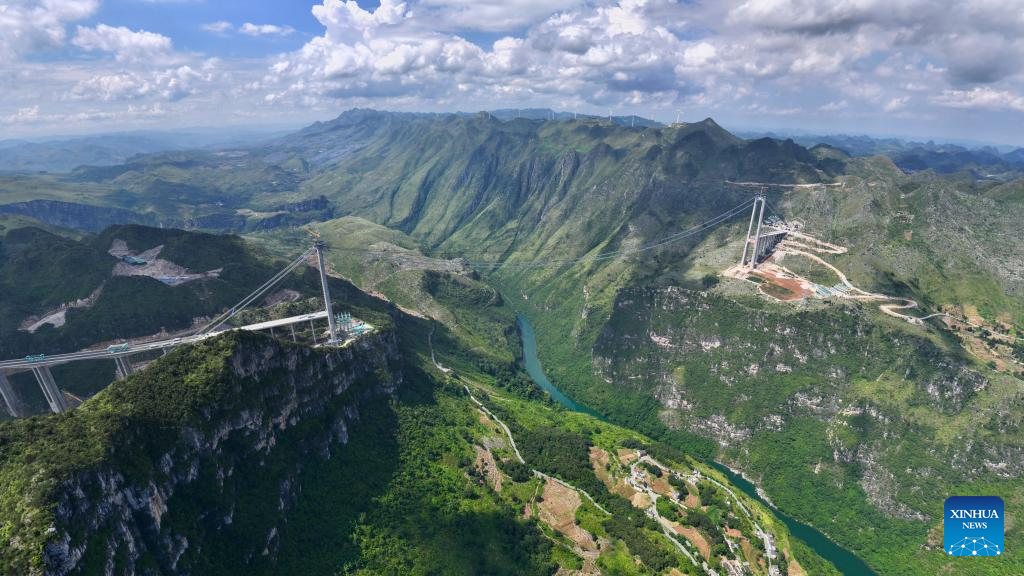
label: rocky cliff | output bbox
[0,200,157,232]
[0,330,400,576]
[582,284,1024,573]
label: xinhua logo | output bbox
[945,496,1004,557]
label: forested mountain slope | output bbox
[3,110,1022,574]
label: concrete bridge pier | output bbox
[0,371,26,418]
[31,366,68,413]
[114,356,134,380]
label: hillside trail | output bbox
[424,317,602,507]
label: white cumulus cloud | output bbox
[66,65,211,102]
[416,0,585,32]
[72,24,173,62]
[932,87,1024,113]
[818,100,848,112]
[264,0,710,109]
[240,23,296,37]
[1,105,41,124]
[883,96,910,112]
[3,0,1024,142]
[202,21,233,34]
[67,72,154,101]
[722,0,1024,87]
[0,0,99,61]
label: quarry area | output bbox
[108,239,222,286]
[18,239,221,333]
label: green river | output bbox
[516,314,877,575]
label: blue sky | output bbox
[76,1,319,57]
[2,1,1023,146]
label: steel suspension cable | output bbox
[333,197,755,270]
[199,257,308,335]
[454,198,755,269]
[195,247,314,335]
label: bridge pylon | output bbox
[314,240,341,343]
[739,190,768,269]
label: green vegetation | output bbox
[655,497,680,521]
[597,540,646,576]
[0,213,83,240]
[516,425,653,526]
[0,226,277,357]
[641,461,662,477]
[498,417,701,574]
[0,325,559,575]
[93,224,262,271]
[497,458,532,482]
[0,257,829,576]
[340,372,555,576]
[532,280,1022,575]
[4,110,1023,575]
[603,516,678,572]
[0,333,252,573]
[518,427,593,484]
[778,253,840,286]
[479,371,799,576]
[0,226,113,334]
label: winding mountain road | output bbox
[777,237,931,325]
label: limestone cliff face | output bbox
[34,331,400,576]
[589,285,1023,523]
[0,200,157,232]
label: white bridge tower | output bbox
[739,190,767,268]
[739,190,788,269]
[314,240,340,343]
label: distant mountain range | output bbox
[483,107,663,127]
[7,111,1021,178]
[0,128,295,173]
[743,130,1024,179]
[0,110,659,174]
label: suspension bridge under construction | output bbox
[0,240,372,418]
[2,181,930,419]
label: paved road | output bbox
[725,180,843,189]
[0,311,329,371]
[778,239,930,324]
